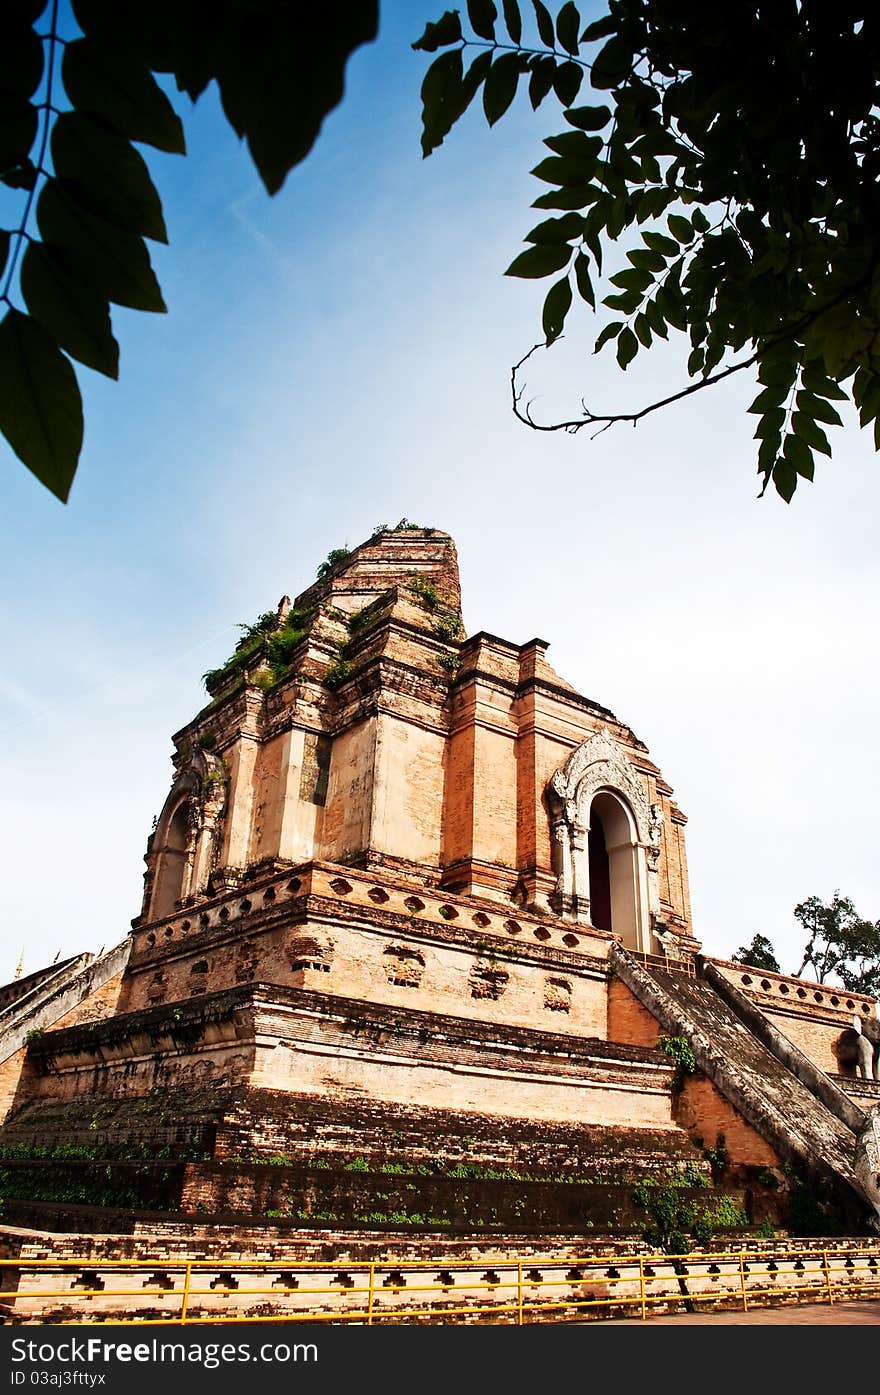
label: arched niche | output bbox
[150,798,192,920]
[143,751,228,922]
[547,728,662,952]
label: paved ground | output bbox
[594,1300,880,1325]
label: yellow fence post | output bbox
[639,1258,646,1321]
[367,1263,375,1326]
[180,1263,192,1325]
[823,1250,834,1306]
[738,1253,748,1313]
[517,1262,523,1326]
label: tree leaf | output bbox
[542,275,572,344]
[544,131,602,161]
[506,243,572,278]
[532,154,597,186]
[532,0,556,48]
[602,289,641,313]
[467,0,497,41]
[51,111,167,243]
[616,326,637,368]
[590,37,633,89]
[502,0,522,44]
[791,411,831,457]
[795,390,843,427]
[772,458,797,502]
[552,62,583,107]
[2,158,36,190]
[420,48,465,156]
[531,183,598,209]
[594,319,622,352]
[526,212,583,243]
[753,408,786,438]
[747,383,791,414]
[0,93,38,173]
[483,52,522,126]
[580,15,617,41]
[0,21,43,99]
[0,308,83,503]
[564,104,611,131]
[413,10,463,51]
[556,2,581,55]
[644,296,668,339]
[783,431,814,480]
[20,240,119,379]
[213,4,379,196]
[800,367,848,401]
[642,230,679,257]
[667,214,693,243]
[37,178,166,313]
[634,312,652,348]
[528,55,557,109]
[574,252,594,307]
[61,38,186,154]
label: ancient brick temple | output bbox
[1,528,878,1237]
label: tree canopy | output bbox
[793,892,880,995]
[414,0,880,500]
[731,934,781,974]
[0,0,377,501]
[730,894,880,994]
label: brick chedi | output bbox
[1,527,878,1238]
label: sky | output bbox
[1,2,878,984]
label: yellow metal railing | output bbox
[0,1244,878,1325]
[629,950,697,977]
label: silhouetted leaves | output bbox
[2,0,379,499]
[62,39,185,154]
[414,0,880,498]
[0,309,83,503]
[21,241,119,378]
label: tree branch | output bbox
[509,339,760,434]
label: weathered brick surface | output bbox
[675,1078,780,1168]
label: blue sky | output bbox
[2,1,879,981]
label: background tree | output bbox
[414,0,880,500]
[0,0,377,501]
[731,934,781,974]
[793,892,880,995]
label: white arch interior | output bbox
[588,789,648,953]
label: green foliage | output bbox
[633,1171,746,1253]
[344,1155,370,1172]
[433,612,462,640]
[264,607,313,681]
[316,547,351,580]
[731,934,781,974]
[414,0,880,498]
[657,1034,696,1092]
[703,1132,728,1177]
[408,576,440,611]
[202,605,313,694]
[324,654,354,689]
[755,1218,776,1239]
[1,3,378,500]
[793,891,880,995]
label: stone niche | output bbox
[547,728,663,952]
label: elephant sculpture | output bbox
[838,1014,880,1081]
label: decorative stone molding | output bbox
[547,727,656,948]
[855,1106,880,1229]
[144,750,229,920]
